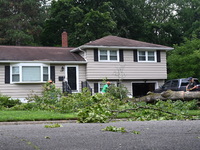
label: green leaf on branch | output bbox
[102,126,127,133]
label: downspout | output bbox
[78,47,87,61]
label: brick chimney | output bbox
[62,30,68,47]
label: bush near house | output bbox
[0,82,199,122]
[0,94,21,108]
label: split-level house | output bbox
[0,31,173,101]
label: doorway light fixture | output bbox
[60,66,64,72]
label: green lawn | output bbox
[0,109,199,122]
[0,110,77,122]
[187,110,200,116]
[116,109,200,119]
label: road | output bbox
[0,120,200,150]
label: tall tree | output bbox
[41,0,116,47]
[139,0,183,46]
[41,0,199,47]
[167,38,200,79]
[175,0,200,40]
[0,0,48,46]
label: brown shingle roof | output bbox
[78,35,173,50]
[0,46,85,62]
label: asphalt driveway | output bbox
[0,120,200,150]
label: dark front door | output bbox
[132,83,155,97]
[67,67,77,90]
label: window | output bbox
[43,67,49,81]
[162,81,171,89]
[99,50,119,61]
[12,66,19,82]
[138,51,156,62]
[171,80,179,87]
[98,82,117,92]
[11,63,49,83]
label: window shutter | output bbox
[133,50,138,62]
[119,50,124,62]
[157,50,161,62]
[94,49,98,61]
[94,83,98,93]
[5,66,10,84]
[50,66,55,83]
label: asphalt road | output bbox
[0,120,200,150]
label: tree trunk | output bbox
[133,90,200,102]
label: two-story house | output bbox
[0,31,173,101]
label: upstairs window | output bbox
[99,50,119,62]
[11,63,50,83]
[138,51,156,62]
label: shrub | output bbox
[9,103,39,111]
[57,88,94,113]
[107,83,129,100]
[27,82,62,105]
[0,94,21,108]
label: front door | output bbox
[67,67,77,90]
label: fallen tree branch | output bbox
[111,106,180,116]
[131,90,200,103]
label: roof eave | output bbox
[71,45,174,52]
[0,61,87,64]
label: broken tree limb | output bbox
[133,90,200,103]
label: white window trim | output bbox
[10,63,50,83]
[138,50,157,62]
[98,49,119,62]
[65,65,79,92]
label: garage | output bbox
[132,82,155,97]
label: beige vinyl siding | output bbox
[79,64,87,90]
[87,79,165,96]
[54,65,65,89]
[0,64,87,100]
[0,64,43,99]
[86,50,167,80]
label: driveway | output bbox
[0,120,200,150]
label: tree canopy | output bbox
[167,38,200,79]
[1,0,199,47]
[0,0,49,46]
[0,0,200,79]
[39,0,200,47]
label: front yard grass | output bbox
[116,109,200,119]
[0,109,199,122]
[0,110,77,122]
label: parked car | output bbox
[154,78,200,93]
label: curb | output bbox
[0,119,129,125]
[0,120,77,125]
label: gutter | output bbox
[0,61,87,64]
[71,45,174,52]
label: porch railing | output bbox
[62,81,72,95]
[81,81,92,95]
